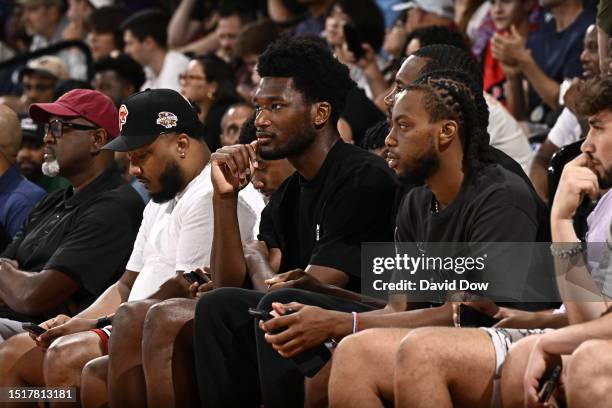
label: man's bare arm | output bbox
[0,262,78,316]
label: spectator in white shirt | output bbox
[121,9,190,92]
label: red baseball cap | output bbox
[29,89,120,138]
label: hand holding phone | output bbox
[22,322,47,336]
[537,364,562,403]
[183,270,210,285]
[458,304,501,327]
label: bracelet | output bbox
[550,242,585,259]
[96,316,112,329]
[352,312,359,334]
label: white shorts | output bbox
[480,327,554,408]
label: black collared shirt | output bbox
[1,165,145,322]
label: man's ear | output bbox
[176,133,191,158]
[438,120,458,149]
[91,129,109,153]
[312,102,332,129]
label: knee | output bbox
[82,356,108,385]
[44,333,93,385]
[334,329,382,369]
[568,340,612,385]
[0,334,30,375]
[257,288,303,310]
[500,334,542,407]
[113,301,153,332]
[144,299,186,334]
[395,327,441,370]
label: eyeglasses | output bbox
[179,73,206,82]
[44,119,98,139]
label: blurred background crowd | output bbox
[0,0,605,201]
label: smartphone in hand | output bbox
[247,307,331,378]
[458,304,501,327]
[183,270,210,285]
[538,364,562,403]
[343,23,365,60]
[22,322,47,336]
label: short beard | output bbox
[400,140,440,184]
[150,160,186,204]
[598,169,612,190]
[42,159,60,177]
[259,122,317,160]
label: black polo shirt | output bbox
[1,165,145,323]
[258,141,398,293]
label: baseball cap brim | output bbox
[19,67,58,82]
[102,133,158,152]
[29,102,80,123]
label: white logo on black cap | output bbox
[119,105,128,131]
[156,111,178,129]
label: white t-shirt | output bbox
[485,93,533,172]
[547,108,583,148]
[127,165,265,301]
[142,51,190,92]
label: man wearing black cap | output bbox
[0,88,263,397]
[0,89,144,343]
[18,114,71,193]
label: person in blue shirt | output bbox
[0,106,46,250]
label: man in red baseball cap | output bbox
[0,89,145,343]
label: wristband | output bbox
[96,316,112,329]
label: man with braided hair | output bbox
[326,69,553,407]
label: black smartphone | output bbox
[458,305,501,327]
[538,364,562,403]
[248,307,332,377]
[248,307,274,322]
[343,23,365,60]
[183,271,209,285]
[22,322,46,336]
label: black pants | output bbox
[193,287,374,408]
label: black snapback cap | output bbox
[103,88,205,152]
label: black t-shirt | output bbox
[395,164,553,306]
[1,166,145,323]
[258,141,397,292]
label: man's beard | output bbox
[598,168,612,190]
[400,141,440,185]
[259,121,316,161]
[18,160,43,180]
[150,160,187,204]
[42,159,60,177]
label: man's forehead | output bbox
[590,110,612,123]
[396,56,428,85]
[254,77,295,98]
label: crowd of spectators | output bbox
[0,0,610,407]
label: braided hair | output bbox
[406,69,494,177]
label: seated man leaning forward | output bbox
[0,89,144,342]
[190,36,399,408]
[0,89,264,399]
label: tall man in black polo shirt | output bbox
[0,89,144,342]
[191,37,398,408]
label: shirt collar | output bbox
[60,164,121,210]
[174,163,209,203]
